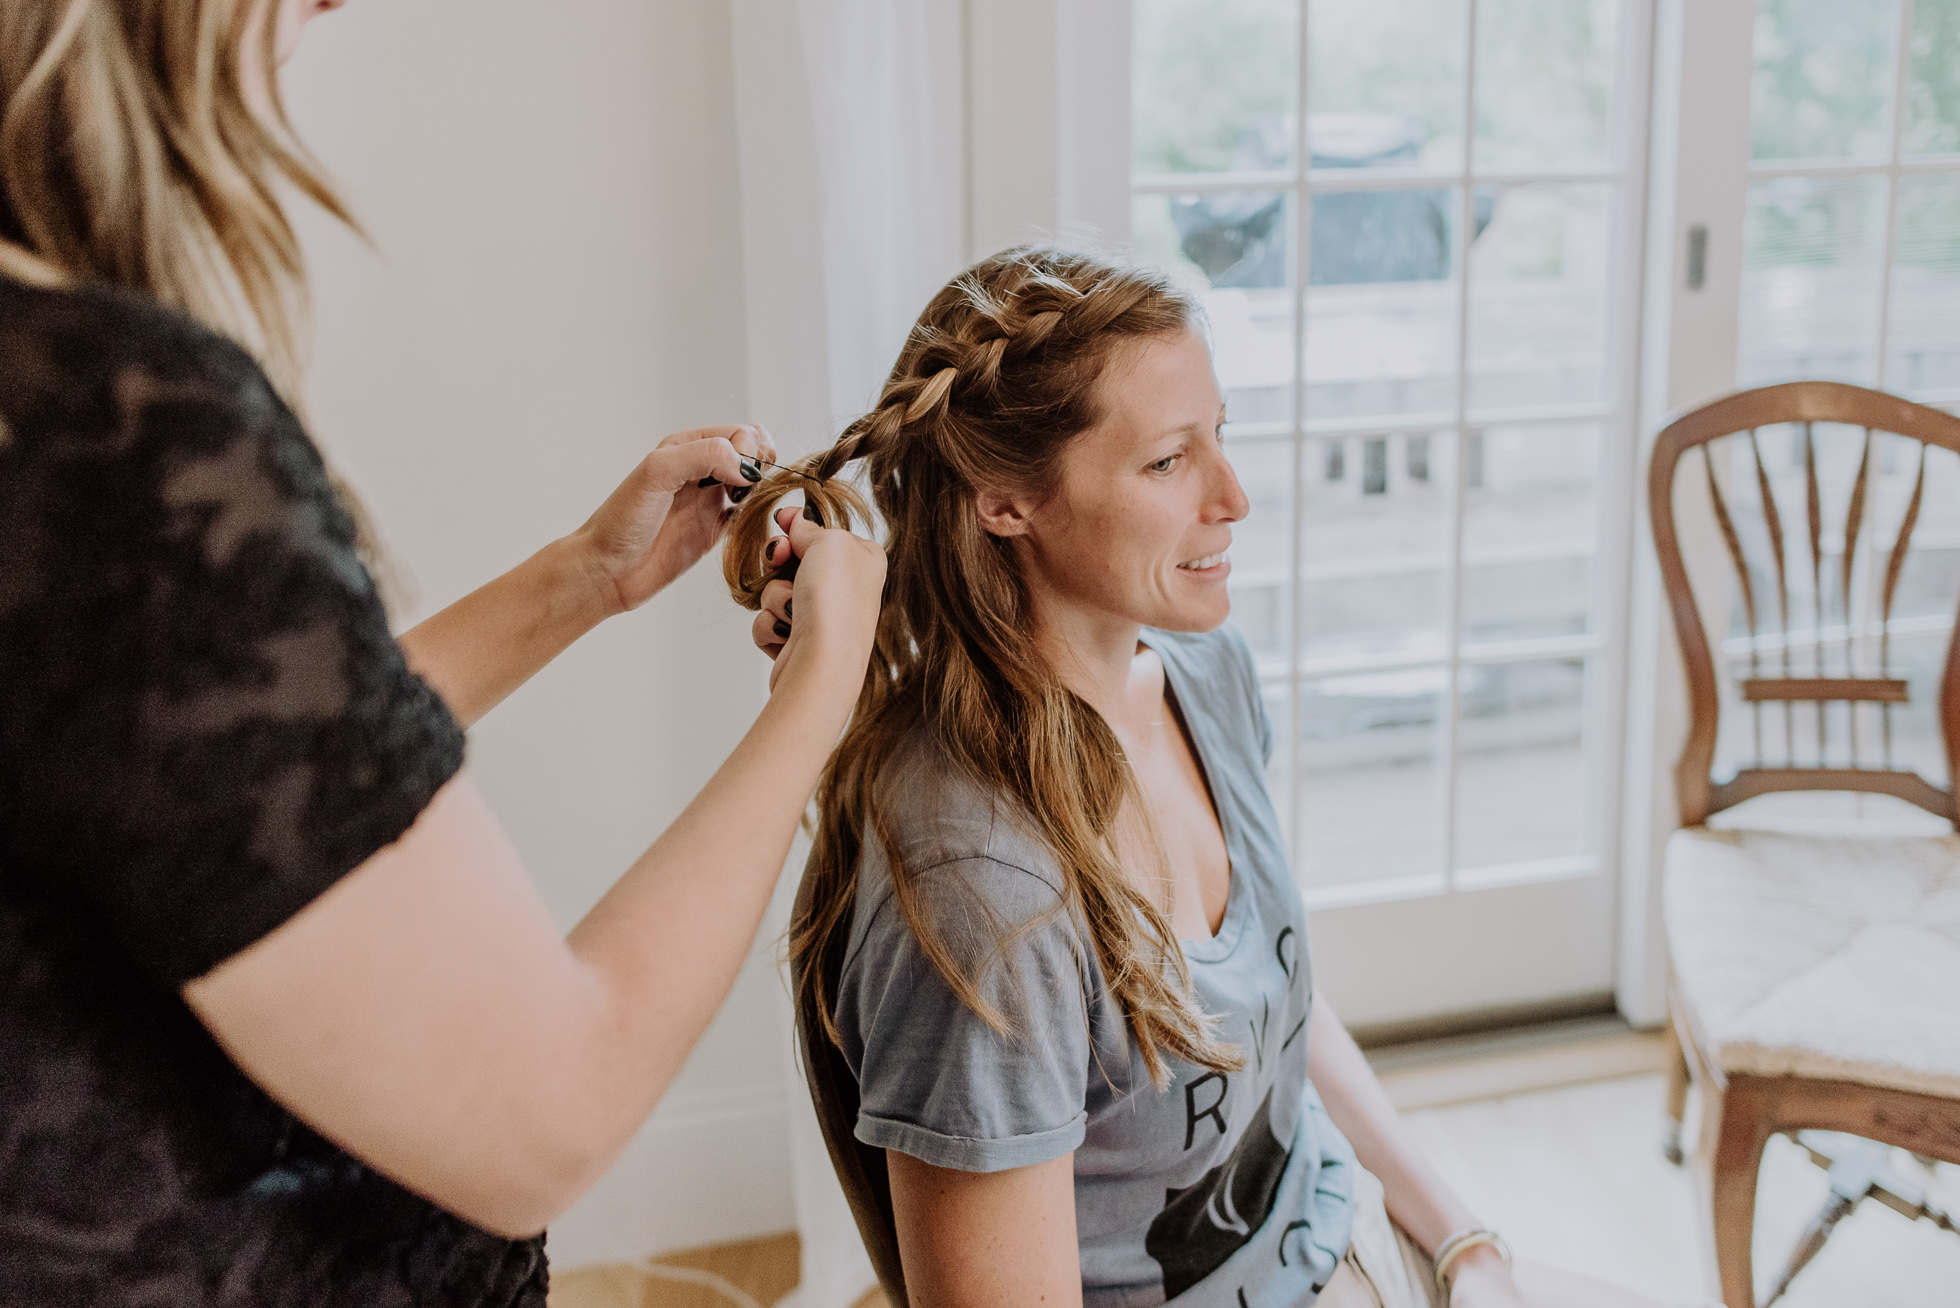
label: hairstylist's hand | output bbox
[753,505,884,694]
[571,424,776,613]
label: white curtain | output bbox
[729,3,965,1305]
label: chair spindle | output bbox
[1843,429,1873,765]
[1704,443,1763,763]
[1749,429,1794,765]
[1805,423,1825,760]
[1879,444,1929,770]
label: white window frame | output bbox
[970,0,1675,1021]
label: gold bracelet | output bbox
[1431,1228,1510,1296]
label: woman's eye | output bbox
[1148,454,1180,474]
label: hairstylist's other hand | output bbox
[753,505,884,694]
[571,424,775,613]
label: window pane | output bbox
[1737,175,1886,386]
[1297,669,1443,886]
[1307,0,1465,175]
[1136,191,1297,425]
[1300,432,1452,667]
[1887,172,1960,397]
[1226,439,1295,667]
[1751,0,1896,163]
[1133,0,1299,176]
[1466,184,1611,411]
[1904,0,1960,156]
[1462,423,1599,643]
[1304,187,1458,422]
[1473,0,1622,173]
[1455,659,1590,868]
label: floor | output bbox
[550,1021,1960,1308]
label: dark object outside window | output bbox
[1363,437,1388,495]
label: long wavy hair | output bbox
[0,0,354,399]
[726,247,1241,1087]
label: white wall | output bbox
[282,0,795,1267]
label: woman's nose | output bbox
[1210,449,1250,523]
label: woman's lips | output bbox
[1177,551,1230,574]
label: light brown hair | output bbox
[726,246,1239,1087]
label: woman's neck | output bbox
[1029,603,1158,735]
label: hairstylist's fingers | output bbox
[657,423,764,456]
[750,607,787,661]
[641,435,759,495]
[782,506,834,558]
[763,533,797,581]
[708,423,777,474]
[759,577,794,627]
[746,424,779,468]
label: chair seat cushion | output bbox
[1664,825,1960,1098]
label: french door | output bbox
[1129,0,1653,1026]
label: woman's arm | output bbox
[887,1151,1083,1308]
[397,423,770,727]
[1306,997,1516,1300]
[184,512,882,1239]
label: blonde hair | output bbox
[0,0,390,566]
[1,0,357,398]
[728,246,1240,1087]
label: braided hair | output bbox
[732,245,1238,1087]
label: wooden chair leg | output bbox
[1663,1016,1690,1165]
[1709,1079,1772,1308]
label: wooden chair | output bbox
[1649,381,1960,1306]
[790,873,911,1307]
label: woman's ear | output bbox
[973,487,1037,538]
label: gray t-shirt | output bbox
[832,625,1357,1307]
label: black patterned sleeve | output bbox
[0,284,464,986]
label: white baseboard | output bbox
[547,1086,796,1271]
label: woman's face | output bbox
[996,329,1249,640]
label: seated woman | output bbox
[735,248,1665,1308]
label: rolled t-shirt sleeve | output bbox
[841,855,1093,1174]
[0,303,463,987]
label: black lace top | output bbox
[0,275,547,1306]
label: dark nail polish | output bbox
[773,619,792,639]
[777,555,800,581]
[783,598,792,618]
[698,475,720,489]
[729,486,751,503]
[740,457,762,483]
[802,502,825,525]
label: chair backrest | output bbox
[1649,381,1960,826]
[790,870,910,1306]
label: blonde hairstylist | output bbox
[0,1,883,1304]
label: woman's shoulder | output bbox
[1146,623,1261,710]
[0,273,277,412]
[1147,621,1257,679]
[850,726,1072,938]
[0,273,352,604]
[868,727,1067,889]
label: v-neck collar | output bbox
[1139,631,1250,962]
